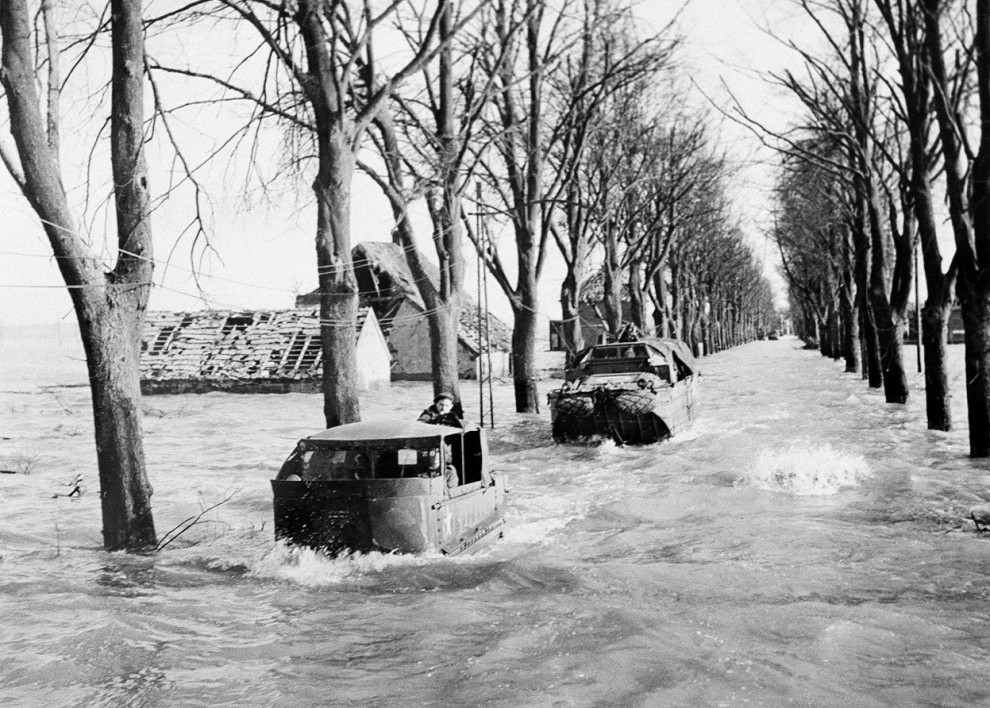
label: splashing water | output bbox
[741,444,870,495]
[246,541,452,586]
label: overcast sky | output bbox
[0,0,810,327]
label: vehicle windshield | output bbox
[571,344,652,376]
[280,445,447,481]
[276,427,488,488]
[586,344,648,361]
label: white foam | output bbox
[740,445,869,495]
[244,540,449,585]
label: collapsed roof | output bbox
[297,241,511,354]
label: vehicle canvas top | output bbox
[302,420,464,449]
[570,338,696,380]
[650,338,696,371]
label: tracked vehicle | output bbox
[272,421,507,556]
[548,338,698,444]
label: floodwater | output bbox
[3,324,990,707]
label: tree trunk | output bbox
[818,311,831,356]
[1,0,158,551]
[427,190,464,401]
[879,0,951,426]
[104,0,157,549]
[512,302,540,412]
[853,227,880,380]
[682,291,694,350]
[670,260,684,340]
[431,0,464,402]
[314,133,360,428]
[687,284,702,355]
[371,109,461,404]
[853,193,882,384]
[559,270,584,367]
[875,306,909,403]
[80,303,156,549]
[428,297,461,395]
[559,176,588,363]
[965,0,990,456]
[847,12,884,388]
[628,262,648,333]
[508,211,542,412]
[863,314,883,386]
[432,247,462,400]
[721,304,729,350]
[958,271,990,455]
[925,0,990,453]
[396,208,460,403]
[841,230,861,373]
[828,305,841,359]
[912,122,953,429]
[293,0,363,429]
[922,300,952,430]
[868,255,910,403]
[865,174,910,403]
[702,310,712,354]
[652,267,672,338]
[601,220,622,337]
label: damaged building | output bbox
[297,241,512,381]
[140,307,391,394]
[141,241,511,394]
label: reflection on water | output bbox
[4,328,990,706]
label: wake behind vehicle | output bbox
[272,421,507,556]
[548,338,699,445]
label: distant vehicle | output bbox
[768,330,780,340]
[271,421,507,556]
[548,338,699,445]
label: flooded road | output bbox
[3,327,990,706]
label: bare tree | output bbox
[774,150,849,355]
[575,86,725,349]
[924,0,990,454]
[544,0,676,360]
[735,2,886,383]
[749,0,916,401]
[0,0,157,550]
[364,0,494,405]
[633,122,725,339]
[153,0,449,428]
[662,209,771,355]
[873,0,954,430]
[467,0,570,412]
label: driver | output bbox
[418,392,463,428]
[420,446,458,488]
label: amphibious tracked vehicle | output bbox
[548,338,698,444]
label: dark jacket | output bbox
[418,405,463,428]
